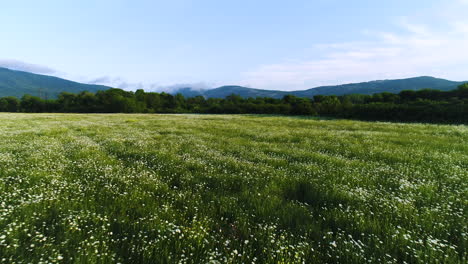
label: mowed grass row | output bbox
[0,113,466,263]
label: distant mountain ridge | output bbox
[0,67,110,98]
[173,76,466,99]
[0,67,465,99]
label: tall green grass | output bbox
[0,113,466,263]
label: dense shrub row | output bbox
[1,84,467,123]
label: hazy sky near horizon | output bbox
[1,0,468,91]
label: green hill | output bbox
[292,76,464,98]
[0,67,111,98]
[203,86,288,98]
[176,77,465,98]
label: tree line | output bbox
[1,84,467,123]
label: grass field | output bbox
[0,113,466,263]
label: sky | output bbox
[1,0,468,91]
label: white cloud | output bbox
[0,59,56,74]
[242,3,468,91]
[86,75,212,92]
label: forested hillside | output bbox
[0,67,110,98]
[174,77,464,98]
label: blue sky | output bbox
[1,0,468,91]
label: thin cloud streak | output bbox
[87,75,212,92]
[0,59,56,75]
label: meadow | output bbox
[0,113,466,264]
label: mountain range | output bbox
[173,77,465,99]
[0,67,465,99]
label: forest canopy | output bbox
[1,84,467,124]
